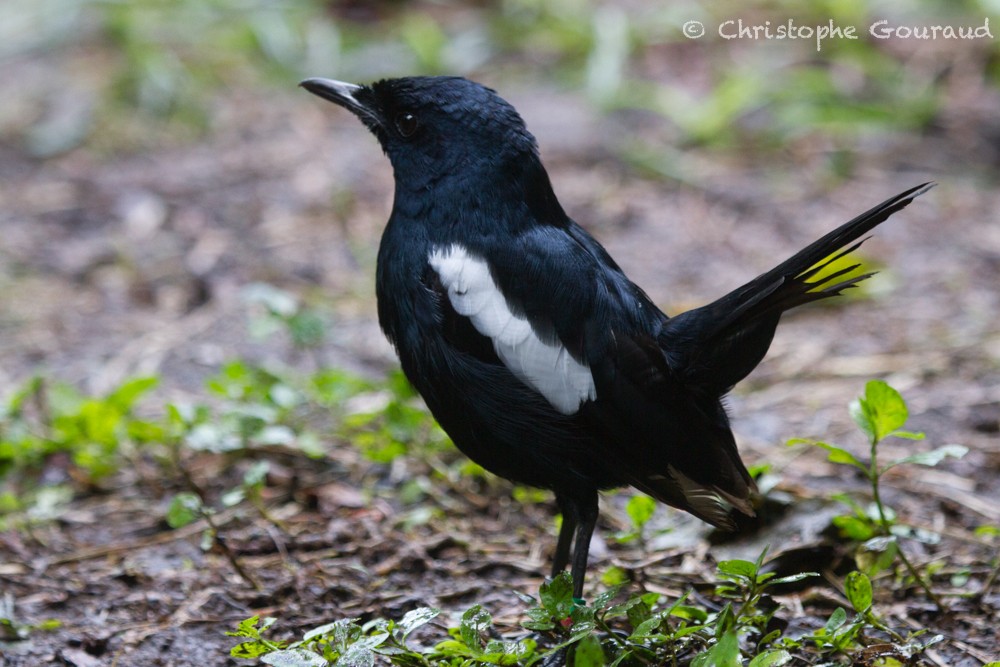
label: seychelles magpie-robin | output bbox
[301,75,931,598]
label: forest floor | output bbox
[1,16,999,665]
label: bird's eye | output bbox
[394,112,419,138]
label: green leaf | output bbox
[717,559,757,580]
[568,620,597,643]
[434,639,472,657]
[851,380,908,443]
[106,376,159,411]
[230,641,273,659]
[887,430,925,440]
[339,634,387,667]
[790,438,867,470]
[856,535,899,577]
[302,618,359,643]
[885,444,967,471]
[166,492,202,528]
[630,614,664,639]
[844,571,873,613]
[714,603,737,637]
[522,606,555,631]
[749,649,792,667]
[399,607,439,640]
[975,525,1000,538]
[823,607,848,633]
[243,460,270,488]
[572,633,605,667]
[260,648,327,667]
[669,604,708,622]
[832,514,878,541]
[539,572,575,618]
[692,629,741,667]
[593,582,624,607]
[226,615,263,639]
[767,572,819,586]
[592,584,622,610]
[626,494,656,530]
[459,605,491,650]
[625,596,653,628]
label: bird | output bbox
[300,75,931,599]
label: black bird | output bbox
[301,75,931,598]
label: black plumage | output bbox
[301,75,931,597]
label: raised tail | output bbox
[660,182,934,394]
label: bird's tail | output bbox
[660,182,934,393]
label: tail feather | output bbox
[756,182,932,291]
[660,183,933,393]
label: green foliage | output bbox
[228,608,447,666]
[714,547,818,638]
[166,491,203,529]
[341,370,452,467]
[244,283,330,353]
[231,558,906,666]
[226,615,289,659]
[790,380,966,609]
[844,570,872,613]
[612,492,665,545]
[10,0,983,158]
[0,593,62,642]
[849,380,924,445]
[0,375,160,525]
[0,346,446,530]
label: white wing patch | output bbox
[428,243,596,415]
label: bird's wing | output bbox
[428,241,597,414]
[427,224,754,526]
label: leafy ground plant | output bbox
[225,563,824,666]
[0,375,161,528]
[225,557,954,666]
[789,380,967,610]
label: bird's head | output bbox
[300,76,541,192]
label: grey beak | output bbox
[300,77,382,129]
[300,78,362,107]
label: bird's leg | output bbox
[557,491,598,599]
[570,493,598,599]
[552,494,578,577]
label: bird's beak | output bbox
[300,77,381,129]
[300,78,362,108]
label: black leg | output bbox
[552,493,578,577]
[569,491,598,599]
[553,490,599,598]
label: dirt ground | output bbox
[2,15,1000,667]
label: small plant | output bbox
[0,594,62,642]
[713,548,817,641]
[227,607,450,666]
[0,375,161,526]
[243,283,330,360]
[230,559,824,667]
[341,370,452,467]
[790,380,966,610]
[613,492,659,545]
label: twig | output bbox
[171,446,262,591]
[977,557,999,601]
[869,437,947,612]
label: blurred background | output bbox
[1,0,998,392]
[1,1,999,662]
[1,0,998,393]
